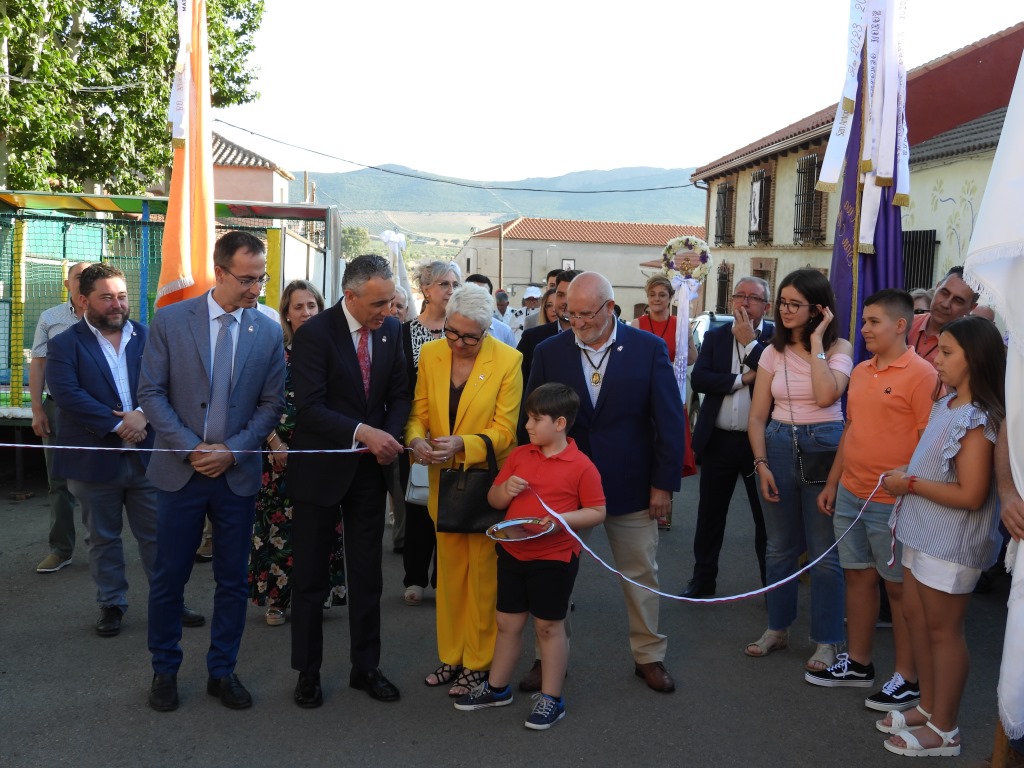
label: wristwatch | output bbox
[816,352,827,360]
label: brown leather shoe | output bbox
[635,661,676,693]
[518,659,543,692]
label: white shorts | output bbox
[902,545,981,595]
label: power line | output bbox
[1,73,146,92]
[213,119,696,195]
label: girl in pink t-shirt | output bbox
[745,269,854,676]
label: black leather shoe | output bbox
[181,606,206,627]
[149,673,179,711]
[349,667,400,702]
[207,673,253,709]
[679,579,716,599]
[96,606,124,637]
[294,672,323,709]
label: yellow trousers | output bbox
[433,530,497,671]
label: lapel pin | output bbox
[382,335,387,343]
[617,345,623,352]
[478,374,485,380]
[248,325,254,332]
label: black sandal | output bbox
[424,663,462,687]
[448,667,487,697]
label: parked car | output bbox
[686,312,734,433]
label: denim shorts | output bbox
[833,485,902,581]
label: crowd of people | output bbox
[29,233,1016,748]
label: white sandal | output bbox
[804,643,836,672]
[876,704,931,734]
[744,629,789,657]
[884,721,961,757]
[404,585,424,606]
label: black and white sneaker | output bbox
[864,672,921,711]
[805,652,875,687]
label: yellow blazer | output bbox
[404,336,523,517]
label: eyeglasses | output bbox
[435,280,460,291]
[221,266,270,288]
[443,326,486,346]
[732,293,767,304]
[913,308,929,315]
[567,304,608,323]
[777,300,811,312]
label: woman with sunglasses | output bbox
[745,269,853,675]
[405,284,523,697]
[400,261,463,606]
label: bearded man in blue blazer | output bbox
[139,231,285,712]
[680,277,774,599]
[522,271,685,694]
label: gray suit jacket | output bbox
[138,293,286,496]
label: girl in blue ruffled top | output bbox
[877,315,1006,758]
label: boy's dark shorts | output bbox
[496,545,579,620]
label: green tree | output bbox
[338,226,370,258]
[0,0,264,193]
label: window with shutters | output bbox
[749,168,773,245]
[793,153,827,245]
[714,181,736,246]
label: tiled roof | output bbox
[910,107,1006,165]
[472,217,705,247]
[693,22,1024,181]
[212,133,295,180]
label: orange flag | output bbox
[157,0,215,307]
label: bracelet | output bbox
[907,475,918,494]
[753,458,770,472]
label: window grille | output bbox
[793,154,827,245]
[715,182,735,246]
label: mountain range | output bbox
[288,166,706,231]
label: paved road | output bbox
[0,453,1011,767]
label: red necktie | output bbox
[357,326,371,398]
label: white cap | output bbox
[523,286,543,299]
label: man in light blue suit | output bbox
[139,231,285,712]
[522,271,685,694]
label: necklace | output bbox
[580,346,612,385]
[914,327,937,360]
[647,314,671,339]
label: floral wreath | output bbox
[661,235,713,283]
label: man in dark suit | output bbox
[680,277,774,598]
[139,231,286,712]
[523,271,685,694]
[516,269,580,381]
[288,254,410,709]
[47,264,200,637]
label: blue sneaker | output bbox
[525,693,565,730]
[453,682,513,711]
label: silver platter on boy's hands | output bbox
[486,517,557,542]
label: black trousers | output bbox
[397,454,436,589]
[691,429,767,586]
[291,454,387,675]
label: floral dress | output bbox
[248,348,347,608]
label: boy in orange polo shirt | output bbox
[808,290,937,711]
[454,383,605,730]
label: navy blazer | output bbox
[690,320,774,455]
[287,301,410,506]
[516,319,561,382]
[46,319,155,483]
[522,323,686,516]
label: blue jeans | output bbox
[763,419,845,644]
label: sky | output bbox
[212,1,1023,182]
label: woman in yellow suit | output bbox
[406,284,523,697]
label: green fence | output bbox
[0,212,320,407]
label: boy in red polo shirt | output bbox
[808,289,937,712]
[454,383,605,730]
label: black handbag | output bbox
[783,354,838,485]
[436,433,505,534]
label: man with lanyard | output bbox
[30,261,90,574]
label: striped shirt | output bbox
[32,301,78,392]
[894,394,1000,569]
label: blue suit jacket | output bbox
[47,319,155,483]
[522,323,686,516]
[690,320,774,455]
[138,293,286,496]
